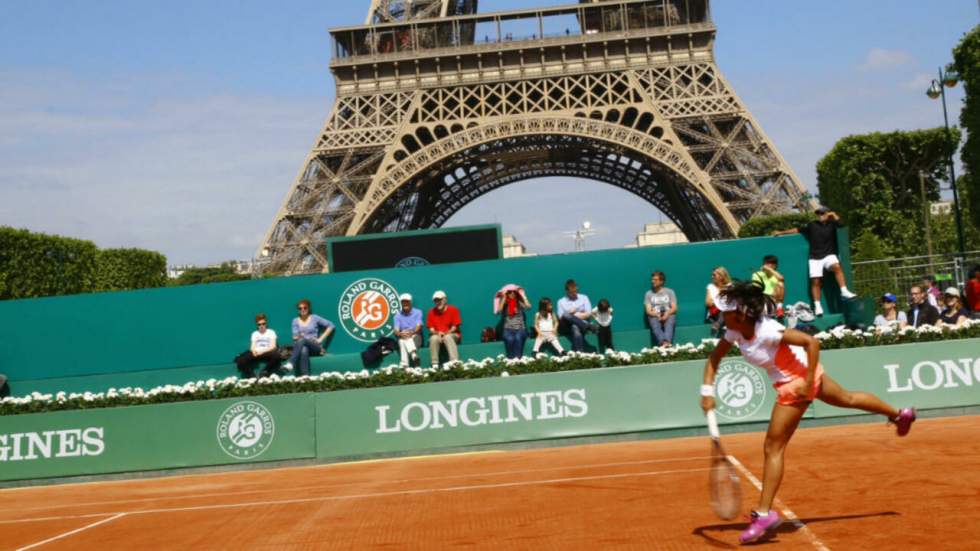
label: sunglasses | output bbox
[257,321,267,326]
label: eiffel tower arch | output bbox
[259,0,812,274]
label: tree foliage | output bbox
[95,248,168,292]
[737,213,816,238]
[170,263,250,286]
[816,128,961,257]
[954,24,980,229]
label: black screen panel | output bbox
[330,227,500,272]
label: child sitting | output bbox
[591,298,614,352]
[532,297,564,355]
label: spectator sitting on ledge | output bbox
[965,265,980,316]
[937,287,970,328]
[236,313,282,379]
[427,290,462,366]
[290,299,335,376]
[907,285,940,328]
[645,271,677,348]
[557,279,593,352]
[394,293,423,368]
[873,293,907,330]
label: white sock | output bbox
[841,286,852,294]
[814,303,824,315]
[777,302,783,309]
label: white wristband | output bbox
[700,384,715,397]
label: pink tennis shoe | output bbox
[894,407,916,436]
[739,510,781,544]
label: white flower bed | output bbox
[2,319,977,415]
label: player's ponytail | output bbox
[718,280,775,320]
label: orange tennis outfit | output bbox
[723,318,824,406]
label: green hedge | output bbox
[0,227,98,300]
[0,227,168,300]
[96,248,168,292]
[738,213,817,238]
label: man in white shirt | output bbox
[235,313,282,378]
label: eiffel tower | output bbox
[259,0,811,274]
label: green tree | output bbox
[170,263,250,286]
[737,213,816,238]
[954,24,980,229]
[929,179,980,254]
[816,128,960,257]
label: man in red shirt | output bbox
[427,290,462,366]
[966,264,980,315]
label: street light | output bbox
[925,64,965,256]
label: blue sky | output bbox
[0,1,976,264]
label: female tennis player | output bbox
[700,280,916,544]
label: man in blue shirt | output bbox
[557,279,593,352]
[393,293,423,367]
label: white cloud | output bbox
[860,48,914,71]
[0,69,328,265]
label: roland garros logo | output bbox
[714,359,767,420]
[338,277,400,342]
[216,401,275,460]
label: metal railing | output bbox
[851,251,980,311]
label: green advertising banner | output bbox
[0,394,316,482]
[314,357,790,459]
[813,338,980,418]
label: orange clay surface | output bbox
[2,415,979,550]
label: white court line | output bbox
[0,449,508,494]
[727,456,831,551]
[0,466,711,525]
[16,512,126,551]
[7,455,710,514]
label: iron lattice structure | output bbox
[260,0,812,274]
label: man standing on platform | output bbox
[557,279,593,352]
[427,290,462,366]
[772,206,856,316]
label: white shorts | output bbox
[808,254,840,278]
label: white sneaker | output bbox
[840,289,857,300]
[814,303,824,317]
[281,362,294,372]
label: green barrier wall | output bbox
[0,232,850,384]
[2,338,977,483]
[0,394,316,481]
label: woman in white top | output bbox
[873,293,908,329]
[704,266,731,334]
[700,281,916,544]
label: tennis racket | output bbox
[706,409,742,520]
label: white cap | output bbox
[944,287,961,297]
[432,290,447,300]
[399,293,412,302]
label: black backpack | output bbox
[361,337,397,366]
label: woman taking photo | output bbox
[494,284,531,359]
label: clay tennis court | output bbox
[2,414,977,550]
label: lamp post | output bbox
[926,64,965,256]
